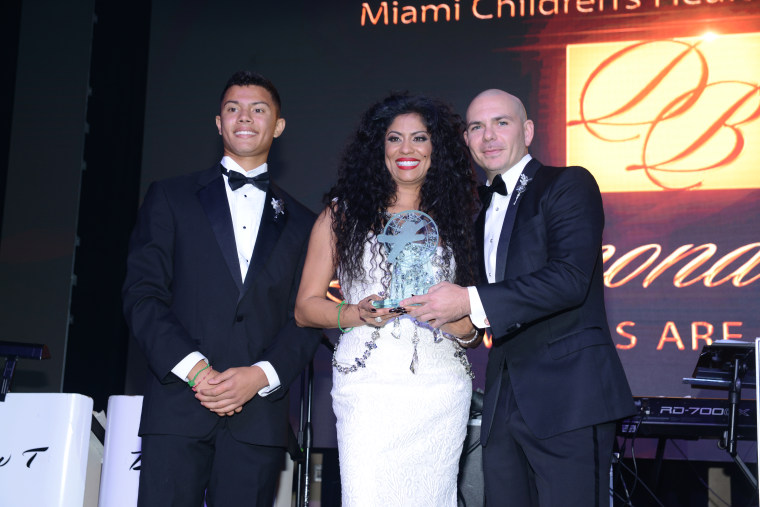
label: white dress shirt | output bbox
[468,154,532,328]
[172,156,280,394]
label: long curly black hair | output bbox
[326,93,479,287]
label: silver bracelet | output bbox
[454,328,480,346]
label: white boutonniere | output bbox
[513,174,532,206]
[271,197,285,219]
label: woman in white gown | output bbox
[295,94,482,506]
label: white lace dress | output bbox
[332,238,473,506]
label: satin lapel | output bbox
[475,207,488,284]
[494,159,542,283]
[197,165,243,291]
[241,185,285,296]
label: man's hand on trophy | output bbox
[400,282,471,328]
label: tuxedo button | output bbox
[236,315,244,322]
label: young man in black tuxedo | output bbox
[123,71,320,506]
[402,89,634,506]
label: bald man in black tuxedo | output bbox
[403,89,634,506]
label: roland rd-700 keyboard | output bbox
[617,397,757,440]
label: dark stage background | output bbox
[1,0,759,499]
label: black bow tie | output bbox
[222,167,269,192]
[478,174,507,207]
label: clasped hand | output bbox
[194,365,268,417]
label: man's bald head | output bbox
[464,89,534,181]
[467,89,528,124]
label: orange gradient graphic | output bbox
[483,329,493,348]
[601,242,760,288]
[567,34,760,191]
[327,279,343,303]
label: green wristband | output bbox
[188,363,210,387]
[337,300,353,334]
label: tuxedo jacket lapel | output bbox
[197,165,243,291]
[475,208,488,284]
[241,184,286,296]
[494,158,542,283]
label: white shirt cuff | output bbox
[172,352,208,381]
[467,286,489,329]
[254,361,280,397]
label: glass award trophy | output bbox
[372,210,439,308]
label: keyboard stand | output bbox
[684,340,758,491]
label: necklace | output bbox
[332,316,474,379]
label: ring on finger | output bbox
[374,316,382,323]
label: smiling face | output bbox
[384,113,432,190]
[464,89,534,183]
[215,85,286,171]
